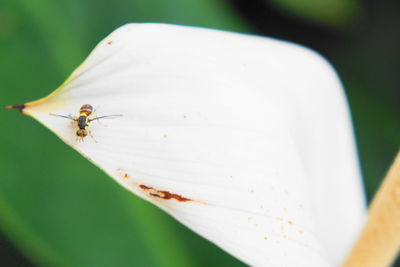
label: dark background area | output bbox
[0,0,399,266]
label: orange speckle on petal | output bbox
[116,168,130,179]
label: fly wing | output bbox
[49,113,76,120]
[89,114,123,122]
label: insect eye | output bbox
[76,130,81,136]
[83,131,88,137]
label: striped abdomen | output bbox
[79,104,93,115]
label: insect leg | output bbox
[88,129,98,143]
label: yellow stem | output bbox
[342,151,400,267]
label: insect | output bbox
[50,104,122,141]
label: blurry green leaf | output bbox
[15,0,88,75]
[125,0,249,32]
[268,0,361,28]
[347,85,400,199]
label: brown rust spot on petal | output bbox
[139,184,192,202]
[106,40,113,45]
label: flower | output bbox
[11,23,366,266]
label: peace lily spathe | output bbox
[18,24,366,266]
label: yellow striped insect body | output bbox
[50,104,122,141]
[76,104,93,139]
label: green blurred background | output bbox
[0,0,399,266]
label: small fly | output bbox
[50,104,122,141]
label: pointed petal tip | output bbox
[4,104,26,113]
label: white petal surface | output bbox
[283,51,367,264]
[22,23,365,266]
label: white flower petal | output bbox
[284,54,367,264]
[20,23,365,266]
